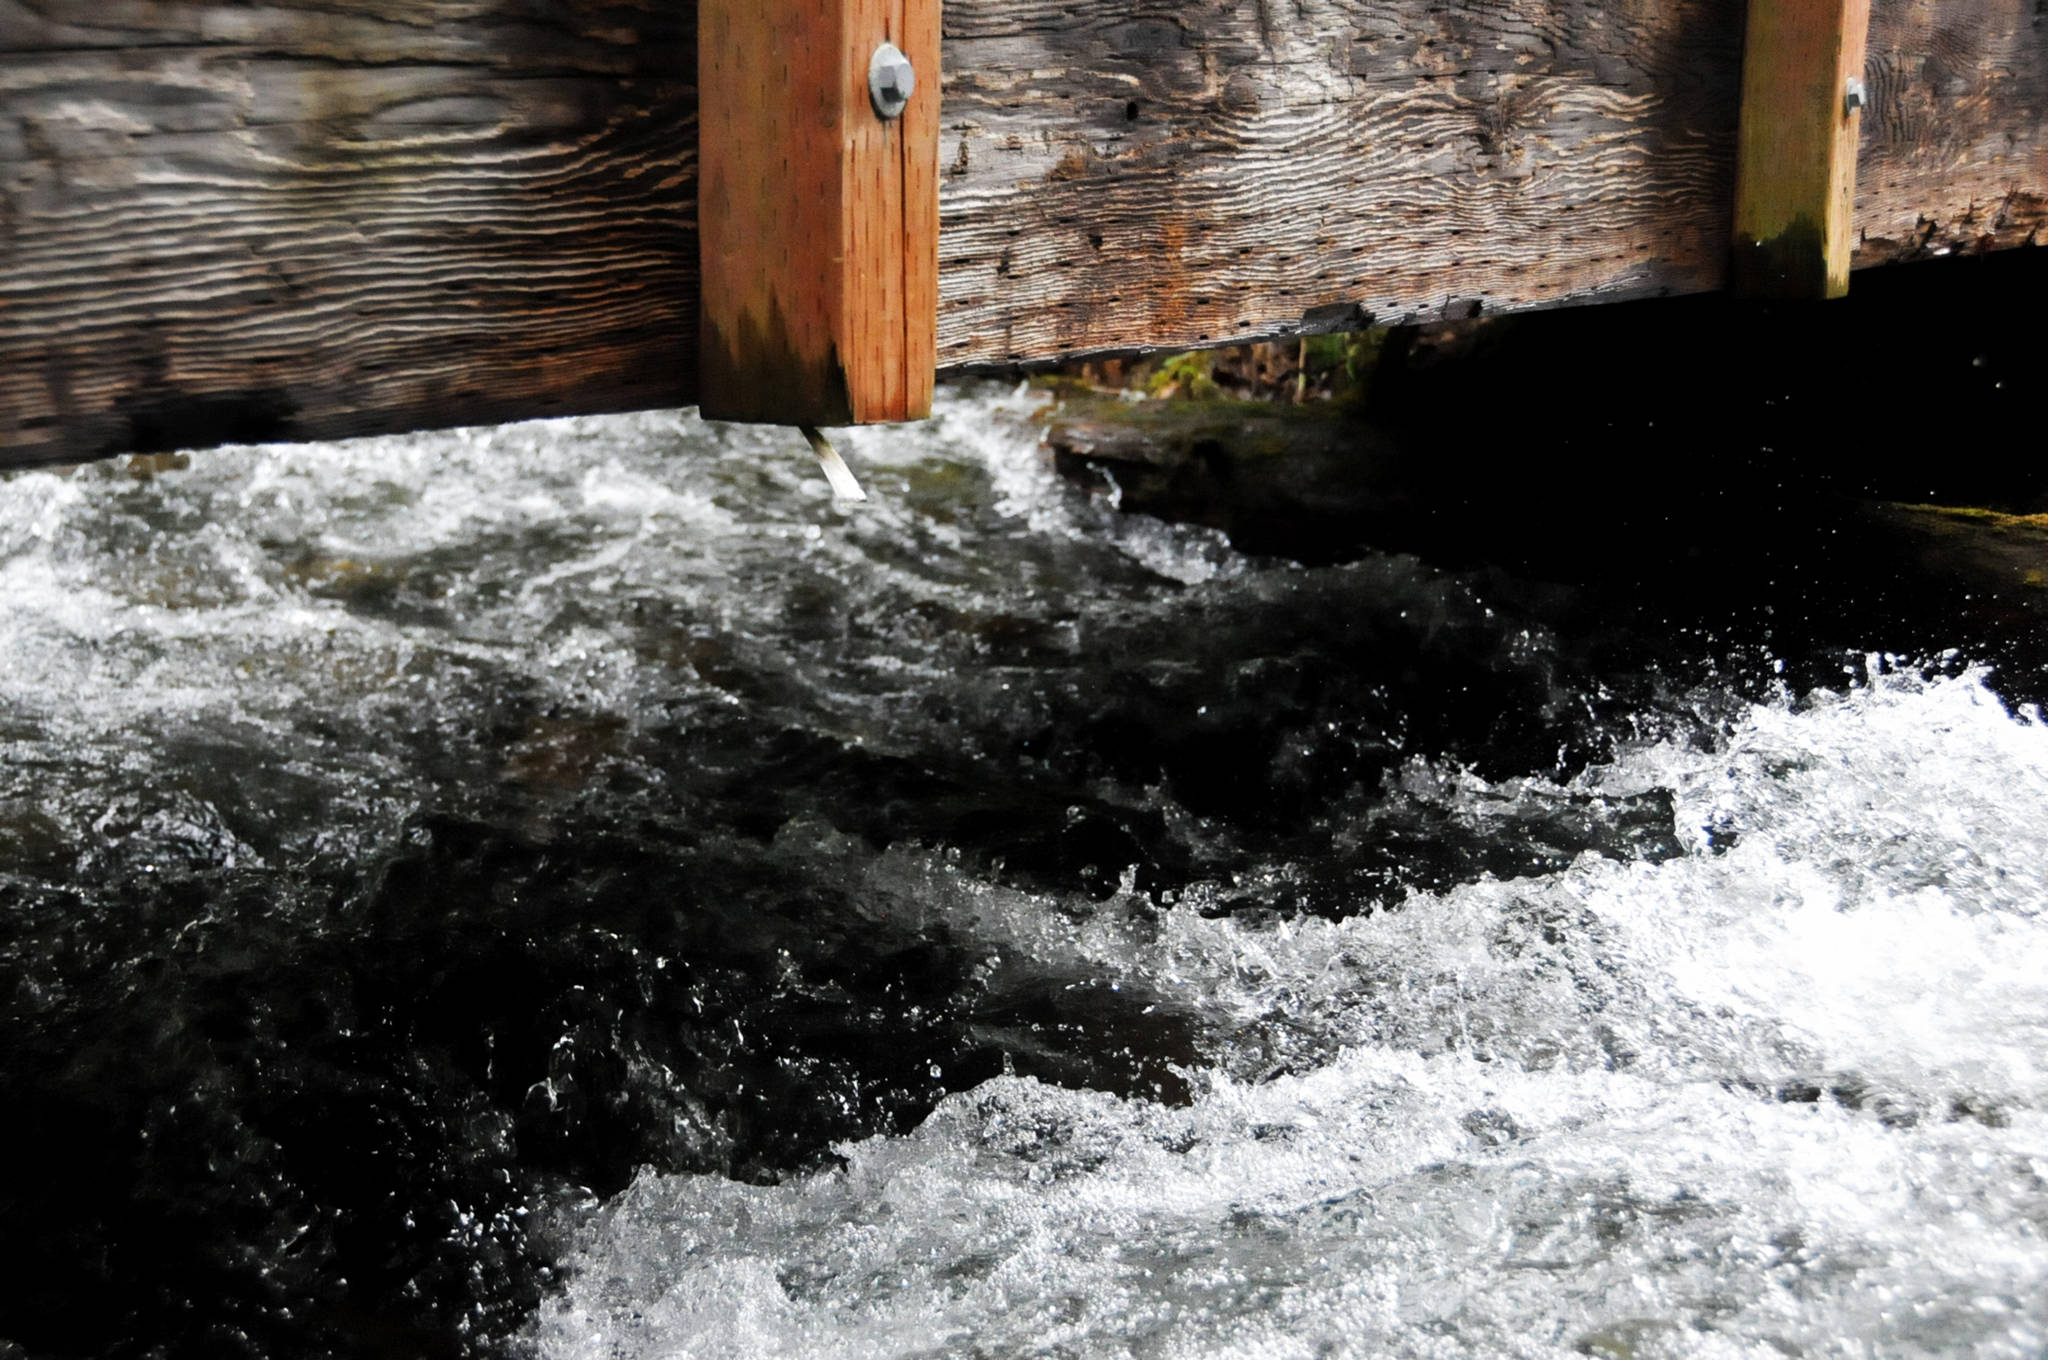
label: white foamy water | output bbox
[533,673,2048,1360]
[4,389,2044,1359]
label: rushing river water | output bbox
[1,384,2044,1359]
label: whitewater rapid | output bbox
[530,669,2048,1360]
[1,387,2041,1360]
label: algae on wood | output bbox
[1731,0,1871,298]
[1045,395,1409,563]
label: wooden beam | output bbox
[0,2,698,470]
[1854,0,2048,270]
[1732,0,1874,298]
[696,0,940,425]
[1,0,2043,467]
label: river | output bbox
[1,384,2043,1359]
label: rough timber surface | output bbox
[0,0,697,467]
[1854,0,2048,265]
[2,0,2045,465]
[933,0,2046,366]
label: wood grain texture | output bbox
[843,0,942,422]
[697,0,849,423]
[696,0,939,424]
[933,0,2046,366]
[1732,0,1872,297]
[934,0,1751,365]
[1,0,2044,466]
[0,0,696,467]
[1854,0,2048,264]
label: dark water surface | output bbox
[1,366,2045,1359]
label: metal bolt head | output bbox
[869,42,915,120]
[1844,76,1867,115]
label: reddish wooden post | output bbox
[697,0,940,425]
[1731,0,1873,299]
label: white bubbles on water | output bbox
[534,671,2048,1360]
[7,392,2046,1358]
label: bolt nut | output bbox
[1843,77,1867,115]
[869,42,915,120]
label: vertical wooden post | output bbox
[1731,0,1872,299]
[697,0,940,425]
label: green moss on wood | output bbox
[1731,215,1837,300]
[699,292,855,426]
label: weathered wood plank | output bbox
[1731,0,1872,298]
[934,0,1753,364]
[697,0,939,424]
[1,0,2044,467]
[933,0,2044,364]
[0,1,697,468]
[1854,0,2048,264]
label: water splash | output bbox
[534,672,2048,1360]
[2,391,2043,1358]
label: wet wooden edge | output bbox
[1,0,2042,465]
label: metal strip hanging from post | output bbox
[1730,0,1872,299]
[697,0,941,425]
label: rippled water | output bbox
[1,387,2043,1359]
